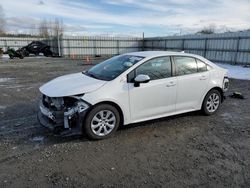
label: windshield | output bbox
[84,55,144,81]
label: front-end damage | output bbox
[37,94,91,136]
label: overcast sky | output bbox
[1,0,250,36]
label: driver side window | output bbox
[135,56,172,80]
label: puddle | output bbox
[5,85,24,89]
[0,78,14,83]
[0,106,7,110]
[0,54,9,59]
[220,112,233,119]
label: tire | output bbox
[202,89,222,115]
[84,104,120,140]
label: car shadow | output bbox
[34,110,203,145]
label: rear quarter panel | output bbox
[198,67,227,108]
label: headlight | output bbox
[77,101,89,113]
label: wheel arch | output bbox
[88,101,124,126]
[201,86,224,109]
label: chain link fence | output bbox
[144,31,250,65]
[1,31,250,65]
[0,35,142,59]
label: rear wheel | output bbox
[84,104,120,140]
[202,89,221,115]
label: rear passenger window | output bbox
[174,57,197,76]
[196,59,207,72]
[136,56,172,80]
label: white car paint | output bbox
[175,71,210,111]
[40,73,107,97]
[128,76,177,121]
[39,51,228,126]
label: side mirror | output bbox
[134,74,150,87]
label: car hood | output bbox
[39,72,107,97]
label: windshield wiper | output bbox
[83,71,99,79]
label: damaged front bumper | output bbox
[37,95,90,136]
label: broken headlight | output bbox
[63,98,89,129]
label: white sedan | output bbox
[38,51,229,139]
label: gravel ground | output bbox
[0,57,249,188]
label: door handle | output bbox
[200,75,207,80]
[166,81,176,87]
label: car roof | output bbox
[126,51,201,59]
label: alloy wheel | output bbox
[206,93,220,113]
[90,110,116,136]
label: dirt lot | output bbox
[0,57,249,188]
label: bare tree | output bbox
[39,19,49,37]
[197,24,216,35]
[52,18,64,37]
[38,18,64,37]
[0,5,6,35]
[29,23,37,36]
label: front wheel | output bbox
[202,89,221,115]
[84,104,120,140]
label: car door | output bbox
[128,56,177,122]
[173,56,210,111]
